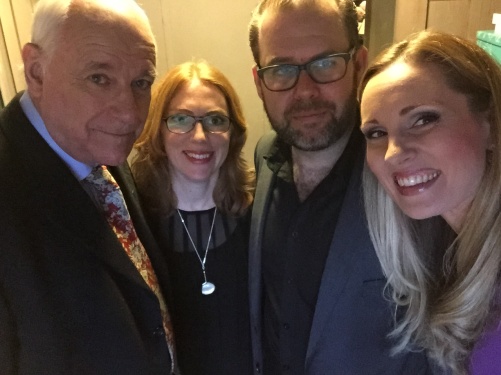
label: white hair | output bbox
[31,0,156,61]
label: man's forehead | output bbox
[257,6,348,63]
[60,10,155,51]
[64,1,155,46]
[258,5,344,41]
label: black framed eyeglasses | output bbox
[162,113,231,134]
[256,48,356,92]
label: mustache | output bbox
[285,99,336,116]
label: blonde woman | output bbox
[359,30,501,374]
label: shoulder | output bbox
[0,94,27,146]
[255,131,277,156]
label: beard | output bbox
[263,91,359,152]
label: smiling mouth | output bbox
[396,172,440,187]
[185,152,211,160]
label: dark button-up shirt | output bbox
[262,130,360,375]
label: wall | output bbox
[366,0,501,63]
[0,0,35,102]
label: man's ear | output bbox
[22,43,45,98]
[353,45,369,85]
[252,65,264,100]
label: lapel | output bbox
[248,132,278,367]
[305,149,373,359]
[110,165,172,300]
[0,94,149,291]
[249,133,277,323]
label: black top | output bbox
[261,130,362,375]
[151,208,253,375]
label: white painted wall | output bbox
[0,0,35,103]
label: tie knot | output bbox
[85,165,118,192]
[84,165,129,222]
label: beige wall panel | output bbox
[137,0,169,77]
[393,0,427,42]
[427,0,470,36]
[0,19,16,103]
[0,0,31,99]
[10,0,34,94]
[11,0,33,47]
[365,0,396,63]
[467,0,501,39]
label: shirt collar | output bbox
[20,92,92,180]
[265,136,291,175]
[266,127,364,186]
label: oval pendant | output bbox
[201,281,216,295]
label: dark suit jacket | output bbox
[249,131,437,375]
[0,94,172,374]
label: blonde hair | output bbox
[359,30,501,374]
[131,60,255,217]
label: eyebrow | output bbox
[361,105,419,127]
[82,61,157,79]
[168,109,228,115]
[83,61,113,71]
[145,66,157,79]
[400,105,418,116]
[265,50,342,67]
[360,119,377,129]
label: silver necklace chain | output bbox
[176,207,217,295]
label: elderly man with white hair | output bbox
[0,0,176,373]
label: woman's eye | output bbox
[414,113,439,127]
[363,128,387,140]
[171,114,191,124]
[207,115,224,125]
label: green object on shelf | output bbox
[477,30,501,64]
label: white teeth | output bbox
[397,172,439,187]
[186,152,210,160]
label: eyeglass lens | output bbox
[166,114,230,134]
[260,53,351,91]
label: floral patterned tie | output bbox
[84,165,176,372]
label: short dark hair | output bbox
[248,0,360,66]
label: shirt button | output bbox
[152,325,165,337]
[282,364,290,371]
[283,322,290,330]
[255,362,261,373]
[291,231,298,238]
